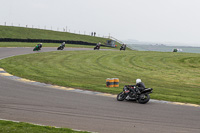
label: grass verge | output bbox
[0,25,108,43]
[0,120,90,133]
[0,25,123,48]
[0,50,199,104]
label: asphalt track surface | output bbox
[0,47,200,133]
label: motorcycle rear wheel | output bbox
[138,93,150,104]
[117,92,126,101]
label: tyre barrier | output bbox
[0,38,97,46]
[106,78,110,87]
[114,78,119,87]
[106,78,119,87]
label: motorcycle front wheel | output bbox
[117,92,126,101]
[138,93,150,104]
[33,47,38,51]
[57,47,61,50]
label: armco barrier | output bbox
[0,38,97,46]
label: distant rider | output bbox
[123,44,126,48]
[60,42,65,47]
[37,43,42,50]
[97,42,101,47]
[120,44,126,50]
[95,42,101,49]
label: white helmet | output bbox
[136,79,141,84]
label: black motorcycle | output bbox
[120,45,126,51]
[117,85,153,104]
[57,45,65,50]
[94,45,100,50]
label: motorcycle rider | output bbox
[118,79,152,103]
[135,79,146,94]
[120,44,126,50]
[38,43,42,49]
[60,42,65,47]
[94,42,101,50]
[123,79,145,100]
[97,42,101,47]
[36,43,42,50]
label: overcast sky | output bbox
[0,0,200,46]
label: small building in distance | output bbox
[106,40,116,48]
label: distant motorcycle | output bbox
[33,44,42,51]
[57,45,65,50]
[94,45,100,50]
[117,85,153,104]
[120,45,126,51]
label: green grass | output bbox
[0,25,106,42]
[0,50,200,104]
[0,25,123,48]
[0,120,90,133]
